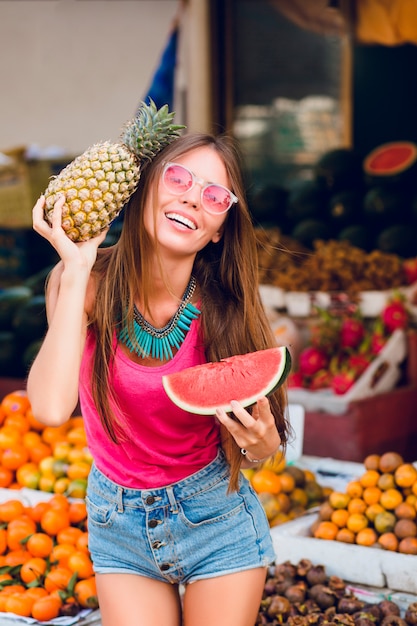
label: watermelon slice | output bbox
[162,346,292,415]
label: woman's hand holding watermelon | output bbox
[215,397,281,465]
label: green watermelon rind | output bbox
[162,346,292,415]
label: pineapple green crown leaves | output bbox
[121,99,185,164]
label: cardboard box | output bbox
[271,512,417,594]
[0,161,33,228]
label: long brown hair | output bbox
[89,132,290,490]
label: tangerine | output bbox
[4,592,34,617]
[67,550,94,579]
[251,469,282,495]
[378,532,399,551]
[31,594,62,621]
[379,451,404,473]
[394,518,417,539]
[4,413,30,434]
[398,537,417,554]
[395,463,417,488]
[346,480,363,498]
[365,503,385,522]
[57,526,84,546]
[395,501,416,520]
[279,472,296,493]
[0,467,13,488]
[41,508,71,536]
[19,557,47,584]
[50,543,76,567]
[328,491,350,509]
[68,501,87,525]
[0,391,30,415]
[335,527,355,543]
[359,470,380,488]
[378,472,396,491]
[346,513,368,533]
[380,488,403,510]
[74,576,98,609]
[44,566,74,593]
[331,508,349,528]
[26,532,54,558]
[2,444,29,470]
[356,527,378,546]
[362,486,382,506]
[364,454,380,471]
[0,499,25,522]
[313,521,338,540]
[374,510,397,534]
[347,498,367,515]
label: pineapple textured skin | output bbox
[44,142,139,242]
[43,100,184,242]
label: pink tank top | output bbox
[79,319,221,488]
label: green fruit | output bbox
[314,148,362,194]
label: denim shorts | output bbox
[85,450,276,584]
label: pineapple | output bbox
[43,100,184,242]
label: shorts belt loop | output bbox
[166,486,178,514]
[117,486,124,513]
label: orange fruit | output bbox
[25,407,46,432]
[290,487,308,508]
[379,488,403,510]
[313,521,338,540]
[378,532,399,551]
[4,549,32,566]
[19,557,47,584]
[364,454,380,471]
[379,451,404,473]
[335,527,355,543]
[31,594,62,621]
[50,543,76,567]
[279,472,296,493]
[2,444,29,470]
[41,425,69,446]
[49,494,70,511]
[41,508,71,537]
[0,391,30,415]
[0,528,7,555]
[67,461,91,481]
[331,508,349,528]
[16,463,41,489]
[0,467,13,488]
[262,453,286,474]
[356,527,378,546]
[26,532,54,558]
[394,518,417,540]
[257,492,281,521]
[365,503,385,522]
[57,526,83,546]
[328,491,350,509]
[68,501,87,525]
[395,463,417,488]
[25,587,48,602]
[4,592,34,617]
[27,501,50,524]
[29,441,53,465]
[0,499,25,522]
[398,537,417,554]
[76,532,89,554]
[251,469,282,495]
[378,472,396,491]
[0,426,21,450]
[7,516,37,551]
[395,501,416,520]
[44,566,74,593]
[4,413,30,434]
[374,510,397,534]
[346,480,363,498]
[346,513,368,533]
[359,470,380,488]
[347,498,367,515]
[362,486,382,506]
[66,426,87,447]
[67,550,94,579]
[74,576,98,609]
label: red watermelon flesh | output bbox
[364,141,417,176]
[162,346,291,415]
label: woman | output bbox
[28,131,290,626]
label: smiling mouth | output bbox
[165,212,197,230]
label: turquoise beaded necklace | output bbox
[118,276,201,361]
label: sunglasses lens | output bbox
[202,185,232,214]
[164,164,192,193]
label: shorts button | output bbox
[148,519,159,528]
[145,495,155,505]
[160,563,170,571]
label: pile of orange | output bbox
[0,492,97,621]
[0,390,91,499]
[246,455,331,527]
[311,451,417,554]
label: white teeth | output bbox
[166,212,197,230]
